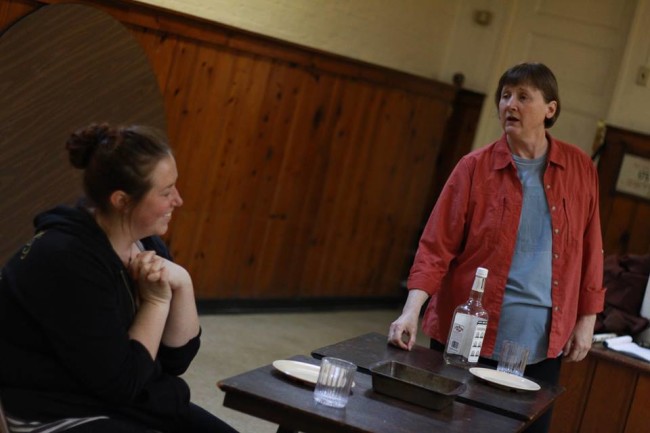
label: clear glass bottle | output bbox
[443,267,489,368]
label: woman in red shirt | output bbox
[388,63,605,433]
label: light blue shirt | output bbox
[493,153,552,364]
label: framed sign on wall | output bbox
[615,153,650,201]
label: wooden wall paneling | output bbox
[353,91,412,296]
[388,95,451,282]
[302,81,381,296]
[287,74,344,296]
[241,62,309,298]
[296,76,352,295]
[147,36,198,183]
[339,89,397,293]
[243,65,316,298]
[281,73,344,297]
[431,89,484,208]
[349,86,404,294]
[187,52,269,299]
[625,373,650,433]
[350,90,417,295]
[270,70,348,297]
[367,92,446,296]
[169,43,226,190]
[10,0,458,301]
[597,133,622,230]
[153,43,454,299]
[127,26,180,98]
[550,357,596,433]
[627,205,650,254]
[602,197,640,256]
[322,86,387,296]
[578,359,636,433]
[218,57,280,299]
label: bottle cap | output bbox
[476,267,488,278]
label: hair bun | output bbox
[66,123,113,169]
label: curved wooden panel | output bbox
[0,3,165,264]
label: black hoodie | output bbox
[0,206,199,431]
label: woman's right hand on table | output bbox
[388,311,419,350]
[388,289,429,350]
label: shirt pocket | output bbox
[561,197,580,249]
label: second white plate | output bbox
[469,367,540,391]
[272,360,320,385]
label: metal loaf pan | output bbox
[370,361,466,410]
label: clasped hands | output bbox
[128,250,190,305]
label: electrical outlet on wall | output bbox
[637,66,649,86]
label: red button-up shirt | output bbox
[408,134,605,358]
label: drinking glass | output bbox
[313,357,356,408]
[497,340,529,377]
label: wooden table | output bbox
[217,333,564,433]
[312,332,564,422]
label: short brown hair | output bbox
[66,123,171,212]
[494,63,561,128]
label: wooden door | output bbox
[473,0,636,154]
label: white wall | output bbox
[135,0,457,79]
[135,0,508,90]
[136,0,650,136]
[607,0,650,134]
[437,0,514,93]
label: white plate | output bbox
[469,367,541,391]
[272,360,320,385]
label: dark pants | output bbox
[66,403,239,433]
[430,340,561,433]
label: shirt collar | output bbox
[493,132,566,170]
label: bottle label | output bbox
[467,319,487,362]
[446,313,487,362]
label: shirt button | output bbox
[553,253,559,259]
[553,280,559,286]
[551,205,557,212]
[554,228,560,234]
[546,184,551,189]
[554,306,560,312]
